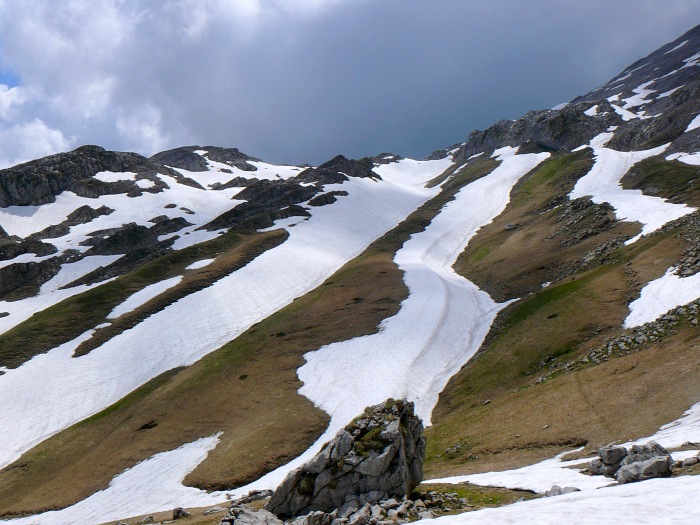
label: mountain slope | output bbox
[1,24,700,525]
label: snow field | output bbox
[0,156,452,473]
[625,267,700,327]
[4,435,227,525]
[570,133,694,244]
[298,147,550,431]
[107,276,184,319]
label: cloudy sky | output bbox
[0,0,699,167]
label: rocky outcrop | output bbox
[204,179,317,231]
[294,155,380,185]
[150,146,260,172]
[266,399,425,519]
[588,441,673,484]
[222,488,472,525]
[0,145,183,208]
[452,102,620,162]
[308,191,349,207]
[30,205,115,240]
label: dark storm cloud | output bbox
[0,0,699,167]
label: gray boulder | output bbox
[620,441,669,466]
[266,399,425,518]
[616,455,672,484]
[544,485,581,497]
[221,506,284,525]
[598,445,627,466]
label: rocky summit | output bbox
[266,399,425,519]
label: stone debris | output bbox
[588,441,678,484]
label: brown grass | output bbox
[426,152,700,478]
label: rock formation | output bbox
[265,399,425,519]
[589,441,674,483]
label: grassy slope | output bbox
[426,152,700,477]
[0,158,497,517]
[622,158,700,206]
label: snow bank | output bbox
[107,276,183,319]
[4,435,226,525]
[625,267,700,327]
[570,134,694,244]
[419,475,700,525]
[298,147,549,430]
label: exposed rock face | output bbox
[0,145,180,208]
[294,155,380,185]
[266,399,425,519]
[204,179,317,231]
[588,441,673,484]
[150,145,260,172]
[30,205,115,240]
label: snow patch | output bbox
[665,40,689,54]
[40,255,122,294]
[570,135,693,244]
[622,81,655,109]
[686,114,700,132]
[624,268,700,328]
[657,86,682,99]
[3,434,227,525]
[185,258,215,270]
[583,105,599,117]
[667,151,700,165]
[107,276,184,319]
[93,171,138,183]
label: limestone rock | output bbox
[616,455,672,484]
[173,507,191,519]
[544,485,581,497]
[598,445,628,466]
[266,399,425,518]
[222,506,284,525]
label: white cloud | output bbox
[0,118,73,168]
[115,105,173,155]
[0,84,29,119]
[0,0,698,167]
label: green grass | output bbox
[621,158,700,205]
[416,483,538,510]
